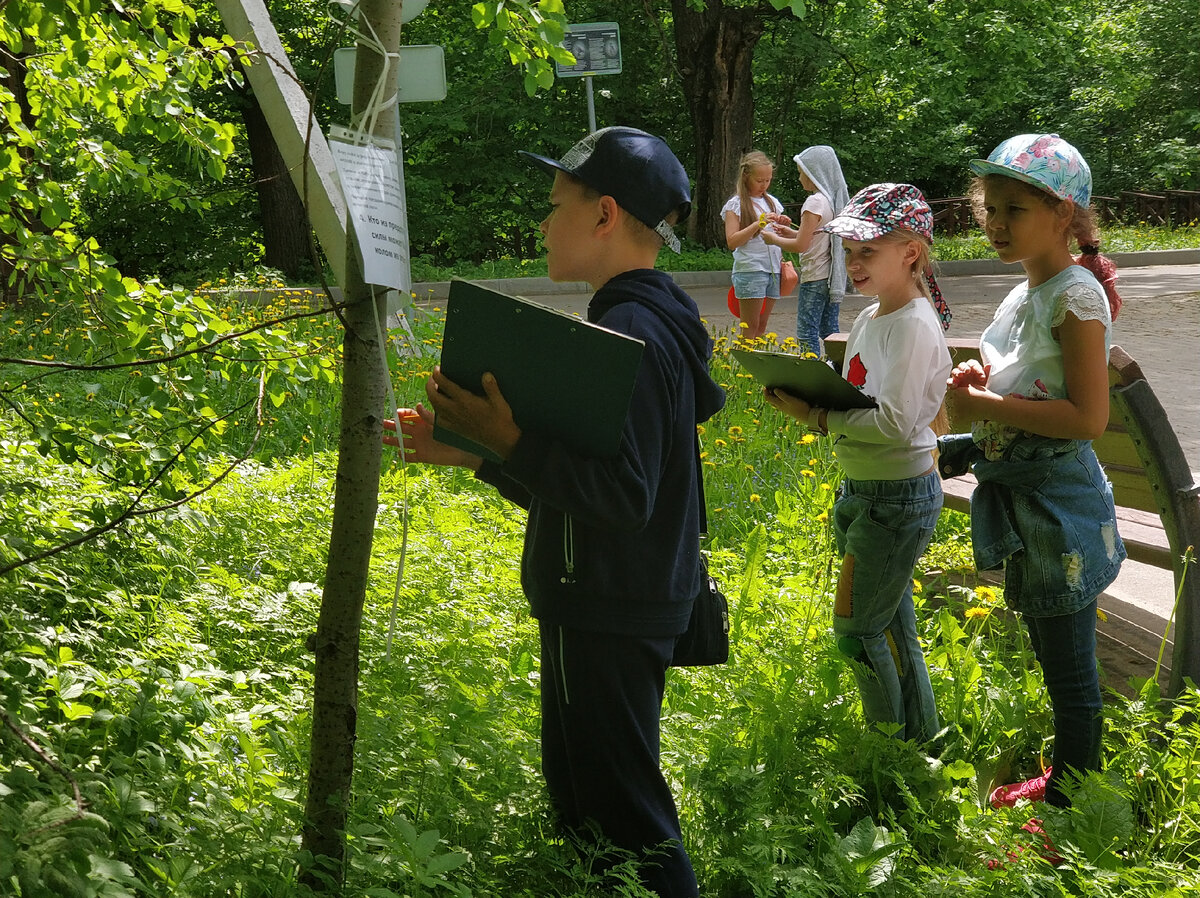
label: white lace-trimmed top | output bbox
[972,265,1113,459]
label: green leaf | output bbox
[425,851,469,876]
[470,3,493,28]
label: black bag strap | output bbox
[694,436,708,538]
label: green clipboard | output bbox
[731,347,877,410]
[433,279,646,462]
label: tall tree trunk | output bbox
[671,0,764,248]
[242,89,313,279]
[1,36,40,305]
[299,0,402,889]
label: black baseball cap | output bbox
[520,126,692,252]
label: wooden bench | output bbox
[825,336,1200,696]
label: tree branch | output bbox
[0,380,266,577]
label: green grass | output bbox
[4,294,1200,896]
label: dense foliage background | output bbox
[21,0,1200,283]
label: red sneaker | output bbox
[985,817,1065,869]
[989,768,1052,808]
[1021,818,1064,866]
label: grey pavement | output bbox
[414,252,1199,688]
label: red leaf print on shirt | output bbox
[846,353,867,388]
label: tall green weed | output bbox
[4,303,1200,896]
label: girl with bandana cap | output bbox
[942,134,1126,815]
[762,145,851,356]
[764,183,952,744]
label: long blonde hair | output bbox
[877,229,950,435]
[735,150,779,229]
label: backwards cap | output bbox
[969,133,1092,206]
[519,126,691,253]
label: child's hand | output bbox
[948,359,990,389]
[763,385,812,423]
[945,380,998,425]
[425,367,521,462]
[383,404,481,469]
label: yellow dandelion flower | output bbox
[696,424,706,436]
[801,470,815,478]
[820,483,831,490]
[715,439,727,448]
[745,464,754,472]
[749,494,761,502]
[728,425,743,436]
[801,433,817,445]
[965,606,991,620]
[1096,607,1108,622]
[808,458,818,466]
[817,511,829,523]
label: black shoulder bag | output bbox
[670,440,730,667]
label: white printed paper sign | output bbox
[329,137,407,289]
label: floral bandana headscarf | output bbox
[820,183,952,330]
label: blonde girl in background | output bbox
[723,150,785,339]
[764,184,952,742]
[762,145,851,355]
[941,133,1125,815]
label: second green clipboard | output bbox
[434,279,646,462]
[731,348,877,411]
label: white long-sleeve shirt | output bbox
[825,297,951,480]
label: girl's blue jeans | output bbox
[1024,600,1103,807]
[832,469,942,742]
[795,279,839,356]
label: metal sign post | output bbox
[553,22,621,132]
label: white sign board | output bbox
[328,137,407,290]
[333,45,447,105]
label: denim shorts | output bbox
[732,270,780,300]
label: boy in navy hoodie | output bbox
[388,127,725,897]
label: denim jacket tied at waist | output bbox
[938,433,1126,616]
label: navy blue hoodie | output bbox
[476,269,727,636]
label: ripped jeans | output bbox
[832,468,942,742]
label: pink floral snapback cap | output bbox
[969,133,1092,207]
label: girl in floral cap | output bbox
[941,133,1126,814]
[764,182,952,743]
